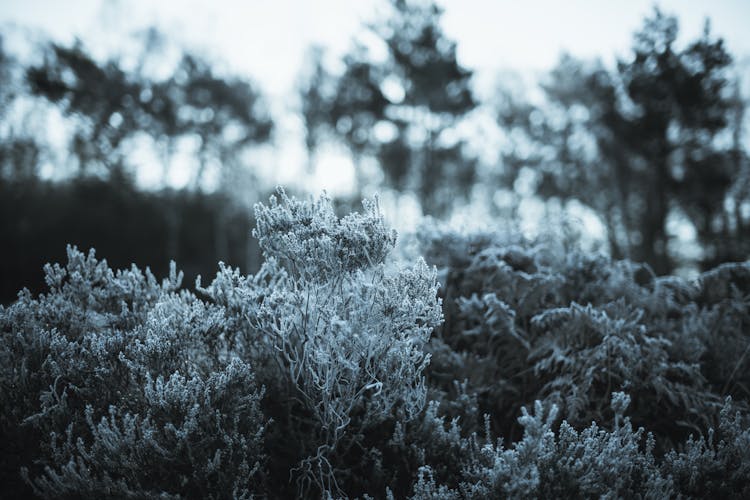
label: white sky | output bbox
[2,0,749,96]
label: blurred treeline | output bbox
[2,1,750,303]
[0,27,270,302]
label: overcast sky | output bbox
[2,0,749,98]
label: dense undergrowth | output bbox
[2,190,749,498]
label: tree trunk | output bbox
[639,152,671,275]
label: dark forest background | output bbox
[1,1,749,303]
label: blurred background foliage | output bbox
[1,0,749,303]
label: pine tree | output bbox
[300,0,477,216]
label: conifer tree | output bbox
[300,0,477,216]
[497,9,746,273]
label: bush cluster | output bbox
[2,191,749,498]
[415,225,750,497]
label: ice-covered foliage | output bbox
[0,247,267,498]
[528,299,708,429]
[418,223,746,446]
[436,393,672,499]
[3,193,750,498]
[406,393,750,499]
[199,188,442,496]
[663,397,750,498]
[24,360,265,499]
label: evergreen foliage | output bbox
[419,224,748,445]
[2,191,750,498]
[1,247,267,498]
[299,0,477,215]
[497,9,749,274]
[200,188,441,497]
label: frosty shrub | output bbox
[528,299,708,432]
[0,247,267,498]
[4,193,750,498]
[418,223,745,446]
[694,262,750,400]
[663,397,750,498]
[199,188,442,497]
[407,393,673,499]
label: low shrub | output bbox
[2,193,749,498]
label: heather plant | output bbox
[383,400,480,496]
[0,247,267,498]
[199,188,442,497]
[408,393,673,499]
[23,360,266,499]
[481,393,673,499]
[4,193,750,499]
[663,397,750,498]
